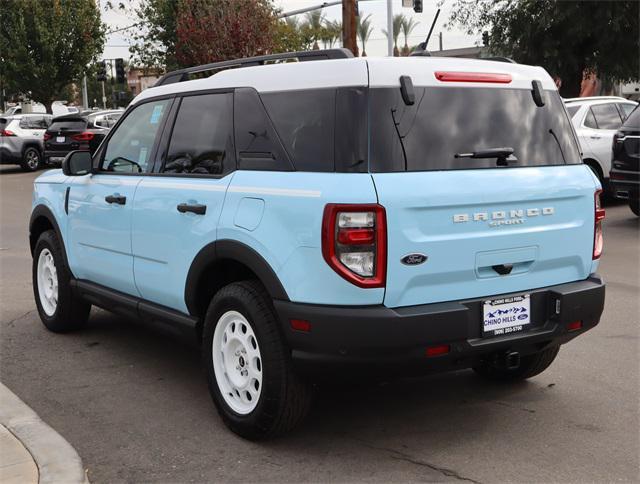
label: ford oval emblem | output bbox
[401,253,428,266]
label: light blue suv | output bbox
[30,50,606,439]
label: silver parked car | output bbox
[0,114,52,171]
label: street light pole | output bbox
[386,0,394,56]
[82,75,88,109]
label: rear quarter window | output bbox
[370,86,581,172]
[622,106,640,128]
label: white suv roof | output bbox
[133,56,557,106]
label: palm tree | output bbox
[357,14,374,57]
[400,16,419,56]
[303,10,326,50]
[382,14,405,56]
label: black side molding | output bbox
[71,279,198,342]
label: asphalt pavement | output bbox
[1,165,638,483]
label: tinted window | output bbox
[566,105,580,118]
[618,103,636,121]
[101,99,171,173]
[48,119,86,131]
[584,109,598,128]
[369,87,580,172]
[335,87,368,173]
[590,103,623,129]
[262,89,335,172]
[234,88,291,171]
[622,106,640,128]
[163,93,234,175]
[20,116,48,129]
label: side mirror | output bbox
[62,150,93,176]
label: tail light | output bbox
[0,129,16,137]
[593,189,605,259]
[322,204,386,288]
[71,131,94,142]
[43,133,52,141]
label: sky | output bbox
[101,0,480,62]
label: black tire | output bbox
[202,280,312,440]
[473,345,560,382]
[32,230,91,332]
[21,146,41,172]
[630,199,640,217]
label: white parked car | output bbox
[564,96,638,190]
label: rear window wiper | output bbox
[455,147,517,166]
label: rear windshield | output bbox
[369,87,581,172]
[48,119,86,131]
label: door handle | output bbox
[492,263,514,276]
[177,203,206,215]
[589,135,602,140]
[105,195,126,205]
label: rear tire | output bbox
[473,345,560,382]
[630,200,640,217]
[21,147,41,172]
[32,230,91,332]
[202,280,312,440]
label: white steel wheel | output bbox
[37,248,58,316]
[212,310,263,415]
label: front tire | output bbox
[202,280,312,439]
[473,345,560,382]
[32,230,91,332]
[21,147,41,172]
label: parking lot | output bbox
[1,165,638,483]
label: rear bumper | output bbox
[274,275,605,375]
[609,169,639,201]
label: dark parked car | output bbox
[610,106,640,216]
[43,110,122,165]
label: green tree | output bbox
[357,14,374,57]
[400,16,419,56]
[0,0,105,112]
[302,10,326,50]
[382,14,405,57]
[126,0,180,71]
[273,18,310,53]
[444,0,640,97]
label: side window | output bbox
[163,93,234,175]
[584,109,598,129]
[261,89,335,172]
[618,103,636,121]
[101,99,171,173]
[19,117,30,129]
[565,105,580,118]
[234,88,291,171]
[590,103,623,130]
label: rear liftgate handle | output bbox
[177,203,207,215]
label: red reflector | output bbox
[426,344,450,357]
[435,71,512,84]
[71,131,94,142]
[337,228,375,245]
[567,321,583,332]
[290,319,311,332]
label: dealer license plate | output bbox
[482,294,531,336]
[56,136,65,143]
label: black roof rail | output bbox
[154,48,354,87]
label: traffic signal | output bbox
[413,0,423,13]
[115,58,125,84]
[96,61,107,82]
[482,31,490,46]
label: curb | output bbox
[0,382,88,484]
